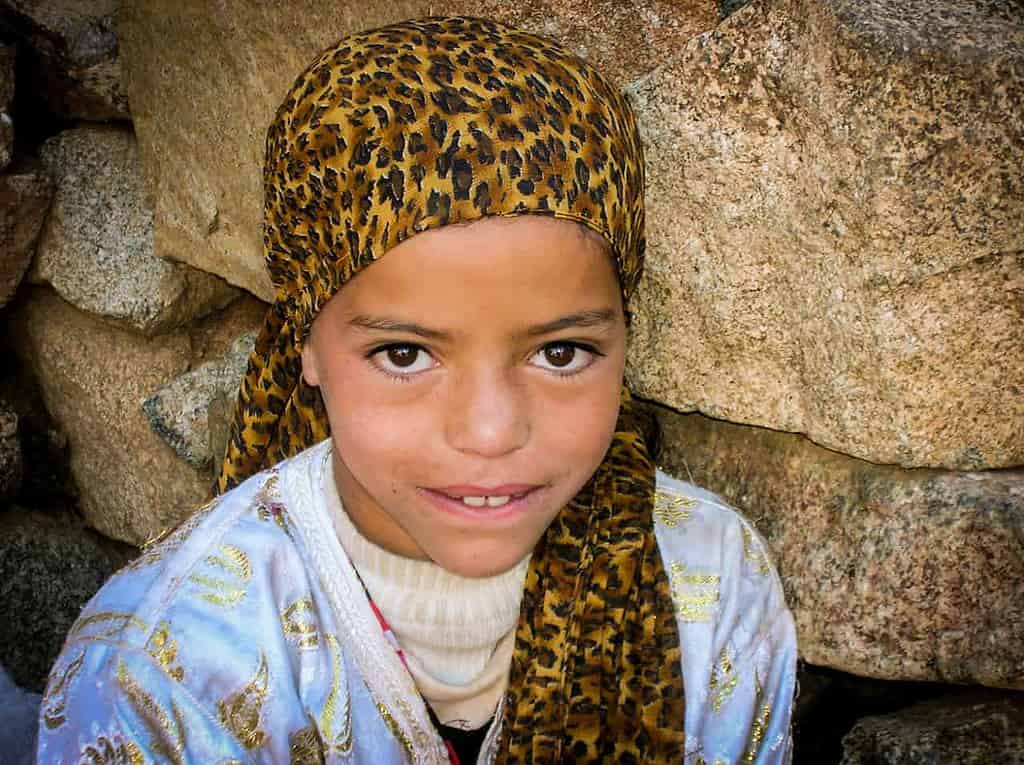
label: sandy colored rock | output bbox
[627,0,1024,469]
[840,692,1024,764]
[118,1,718,299]
[11,289,262,546]
[33,126,237,334]
[443,0,718,87]
[0,171,52,308]
[653,405,1024,689]
[3,0,129,120]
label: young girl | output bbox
[38,16,796,764]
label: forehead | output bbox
[326,215,622,317]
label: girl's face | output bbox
[302,216,627,578]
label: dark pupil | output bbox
[544,344,575,368]
[387,346,418,367]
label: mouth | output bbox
[420,483,544,516]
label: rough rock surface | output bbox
[840,692,1024,764]
[118,1,718,299]
[653,405,1024,689]
[0,171,51,307]
[0,400,21,504]
[2,0,129,120]
[32,127,238,334]
[0,508,135,691]
[627,0,1024,470]
[0,45,14,171]
[12,289,264,546]
[143,330,258,470]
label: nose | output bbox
[444,366,530,459]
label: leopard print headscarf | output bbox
[217,16,684,761]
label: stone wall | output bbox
[0,0,1021,760]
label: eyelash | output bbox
[366,341,605,382]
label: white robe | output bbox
[36,438,797,764]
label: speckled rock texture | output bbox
[839,691,1024,764]
[143,328,258,470]
[653,405,1024,689]
[0,508,134,691]
[627,0,1024,470]
[117,1,719,299]
[0,170,51,308]
[0,45,14,171]
[1,0,129,120]
[11,289,265,546]
[0,400,21,504]
[32,127,238,334]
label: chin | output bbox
[433,547,532,579]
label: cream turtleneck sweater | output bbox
[323,458,529,729]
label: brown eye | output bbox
[387,346,418,367]
[543,343,576,368]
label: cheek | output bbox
[539,373,624,472]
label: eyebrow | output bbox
[348,308,619,341]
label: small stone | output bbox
[33,127,238,335]
[840,692,1024,764]
[654,405,1024,689]
[0,45,15,172]
[143,330,257,470]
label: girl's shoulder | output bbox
[652,467,792,657]
[653,469,797,764]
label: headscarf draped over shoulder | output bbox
[217,16,684,761]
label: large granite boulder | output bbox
[653,405,1024,689]
[840,691,1024,764]
[12,289,264,546]
[1,0,129,120]
[32,126,238,334]
[627,0,1024,470]
[0,170,51,308]
[118,1,719,300]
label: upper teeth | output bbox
[460,495,511,508]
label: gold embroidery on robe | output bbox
[653,491,697,528]
[42,649,86,730]
[319,634,353,753]
[218,652,270,751]
[116,659,187,765]
[128,496,222,571]
[281,598,320,650]
[188,544,252,607]
[708,647,739,713]
[288,721,326,765]
[741,524,772,576]
[78,733,145,765]
[146,622,185,682]
[377,702,416,760]
[669,561,721,622]
[255,473,294,536]
[70,611,148,640]
[742,677,772,763]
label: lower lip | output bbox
[418,487,545,523]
